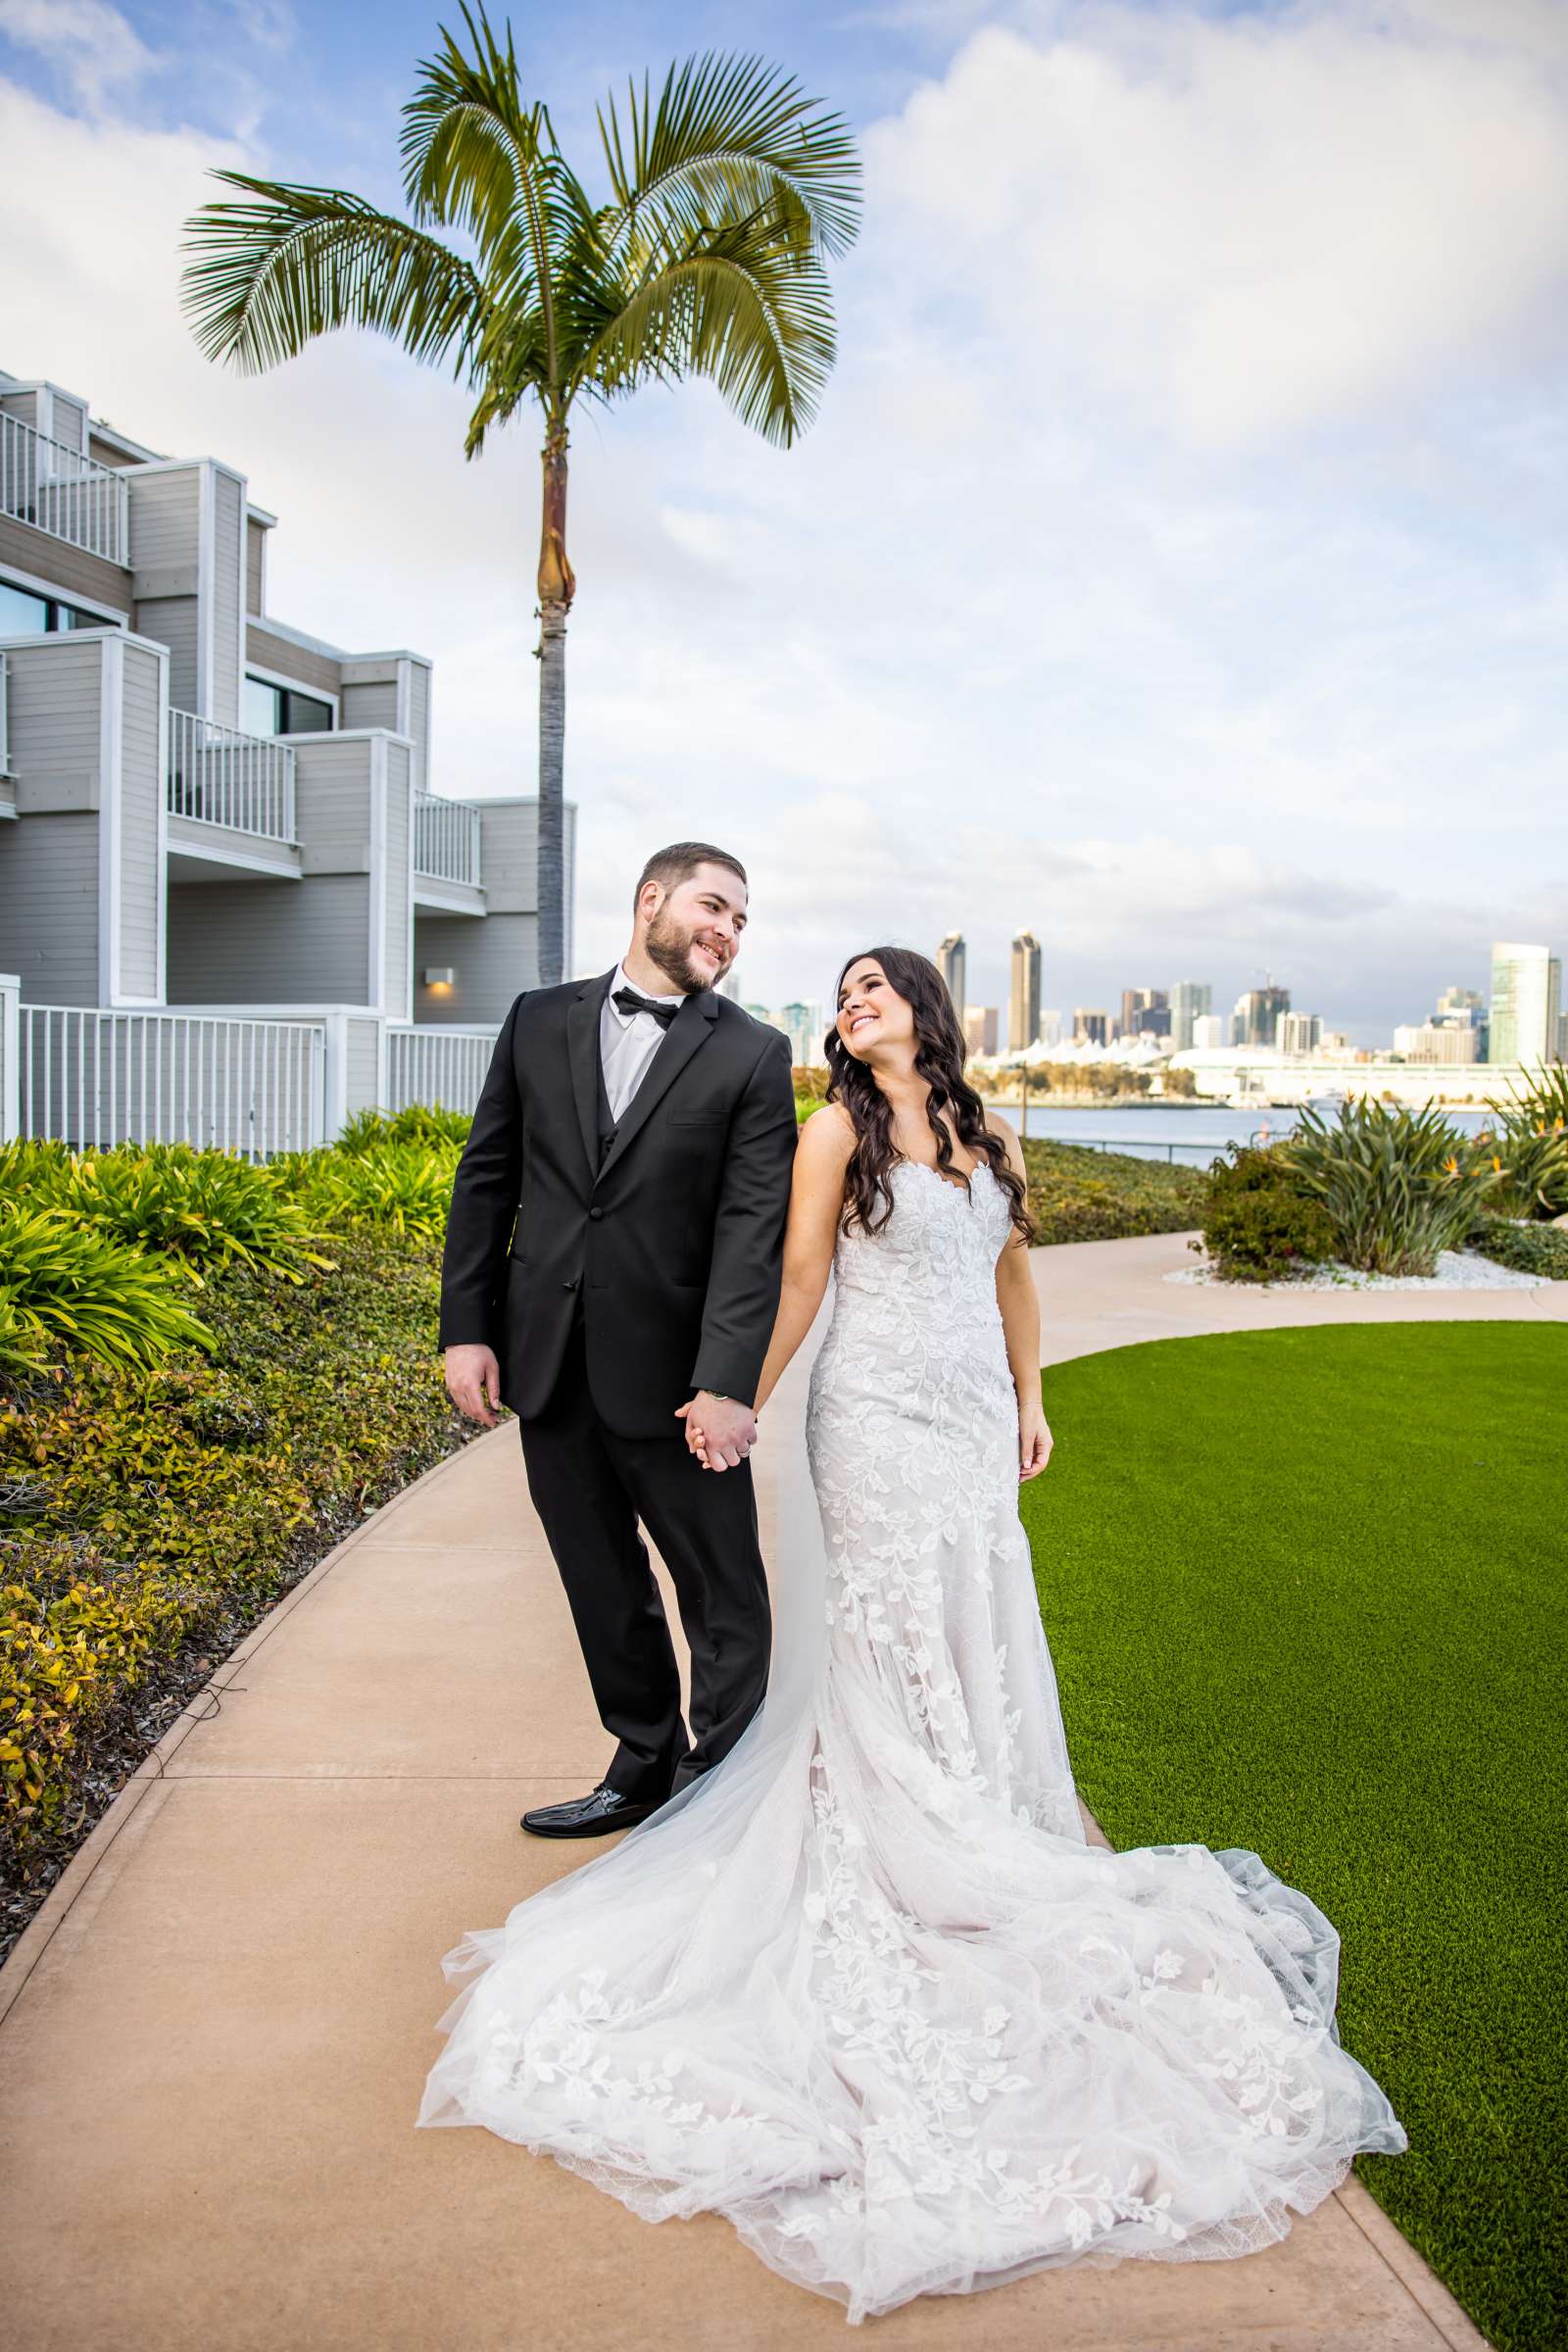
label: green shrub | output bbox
[276,1140,458,1241]
[1281,1102,1500,1277]
[334,1104,472,1154]
[1469,1214,1568,1280]
[1021,1139,1205,1244]
[53,1144,326,1283]
[1197,1146,1338,1282]
[0,1203,213,1374]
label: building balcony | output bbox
[0,410,129,566]
[0,649,14,809]
[167,709,300,880]
[414,787,484,913]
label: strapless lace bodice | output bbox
[828,1156,1013,1324]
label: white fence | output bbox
[2,1004,503,1152]
[0,411,129,566]
[16,1005,325,1156]
[414,789,483,886]
[385,1024,498,1115]
[168,708,296,841]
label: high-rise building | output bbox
[1432,984,1487,1059]
[962,1004,999,1056]
[1394,1023,1478,1065]
[1170,981,1212,1052]
[1117,986,1168,1040]
[936,932,966,1019]
[1009,931,1042,1054]
[1277,1011,1323,1055]
[1489,942,1562,1065]
[1035,1008,1064,1051]
[1234,982,1291,1048]
[1074,1007,1109,1047]
[1192,1013,1226,1050]
[776,1002,825,1063]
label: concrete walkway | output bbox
[3,1231,1544,2352]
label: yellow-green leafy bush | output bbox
[1,1234,468,1882]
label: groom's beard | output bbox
[645,908,734,996]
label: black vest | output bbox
[595,1041,618,1169]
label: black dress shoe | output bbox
[520,1783,662,1839]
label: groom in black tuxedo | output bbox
[440,843,799,1837]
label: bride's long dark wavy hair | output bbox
[824,946,1034,1245]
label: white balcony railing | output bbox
[19,1004,325,1156]
[414,789,483,886]
[0,411,129,565]
[385,1024,499,1115]
[168,708,296,842]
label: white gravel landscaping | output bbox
[1168,1249,1548,1293]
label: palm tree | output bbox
[180,4,859,987]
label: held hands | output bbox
[676,1391,759,1472]
[445,1343,503,1428]
[1018,1394,1054,1483]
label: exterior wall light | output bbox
[422,967,456,989]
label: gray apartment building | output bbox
[0,365,568,1148]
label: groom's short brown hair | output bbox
[634,842,749,910]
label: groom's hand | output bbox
[446,1343,503,1427]
[676,1393,757,1471]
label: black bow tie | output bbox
[613,985,681,1030]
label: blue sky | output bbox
[3,0,1567,1039]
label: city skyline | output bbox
[749,932,1562,1070]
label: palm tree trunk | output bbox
[535,419,575,989]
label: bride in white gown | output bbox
[417,946,1404,2323]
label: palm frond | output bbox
[463,303,558,453]
[401,4,594,387]
[180,172,484,374]
[579,208,837,447]
[599,52,861,266]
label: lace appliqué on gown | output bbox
[418,1159,1405,2324]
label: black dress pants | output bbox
[516,1314,771,1803]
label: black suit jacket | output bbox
[438,970,799,1439]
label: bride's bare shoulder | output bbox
[983,1109,1027,1179]
[798,1100,858,1167]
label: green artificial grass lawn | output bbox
[1018,1322,1568,2352]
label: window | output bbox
[0,577,114,636]
[242,672,334,737]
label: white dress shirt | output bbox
[600,962,686,1122]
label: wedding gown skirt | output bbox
[417,1159,1404,2322]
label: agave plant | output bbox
[1281,1100,1502,1277]
[181,6,860,989]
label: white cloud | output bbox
[870,4,1568,450]
[1,1,1565,1039]
[0,0,152,114]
